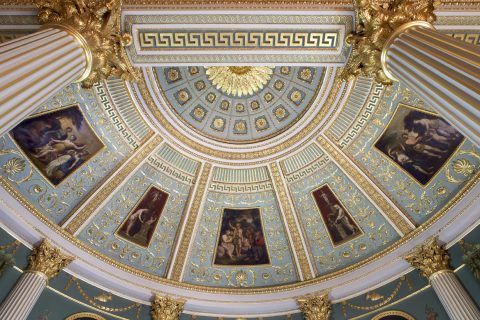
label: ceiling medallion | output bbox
[205,66,274,97]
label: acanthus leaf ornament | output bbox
[151,295,185,320]
[341,0,439,85]
[297,293,332,320]
[35,0,140,88]
[405,236,451,279]
[27,239,73,280]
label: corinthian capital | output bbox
[297,293,331,320]
[35,0,139,88]
[27,240,73,280]
[151,295,185,320]
[405,237,451,279]
[341,0,438,84]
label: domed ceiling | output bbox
[0,5,479,319]
[153,66,325,143]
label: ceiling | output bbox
[0,2,479,318]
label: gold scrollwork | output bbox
[63,135,162,234]
[66,276,141,313]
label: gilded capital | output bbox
[151,295,185,320]
[35,0,139,88]
[405,237,451,279]
[341,0,438,85]
[297,293,331,320]
[27,240,73,280]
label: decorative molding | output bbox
[63,135,162,234]
[138,30,339,50]
[317,137,414,235]
[405,237,451,279]
[270,162,314,280]
[337,83,383,149]
[28,239,73,280]
[170,163,212,281]
[147,155,196,185]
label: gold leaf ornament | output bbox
[342,0,438,84]
[151,295,184,320]
[2,158,25,176]
[297,294,332,320]
[206,66,274,97]
[36,0,140,88]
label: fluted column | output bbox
[406,237,480,320]
[150,295,185,320]
[297,293,331,320]
[0,0,137,137]
[0,240,73,320]
[343,0,480,146]
[381,21,480,146]
[0,26,89,136]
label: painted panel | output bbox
[312,185,362,246]
[10,105,104,186]
[116,186,168,248]
[344,83,480,224]
[183,189,299,287]
[78,162,192,276]
[288,159,399,276]
[0,84,132,224]
[214,208,270,266]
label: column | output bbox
[0,27,89,136]
[343,0,480,146]
[0,0,136,137]
[382,22,480,146]
[406,237,480,320]
[0,240,73,320]
[297,293,331,320]
[150,295,185,320]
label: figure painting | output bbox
[117,186,168,247]
[10,105,104,186]
[214,208,270,266]
[312,185,362,246]
[375,104,463,185]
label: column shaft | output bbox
[430,271,480,320]
[0,272,47,320]
[384,23,480,146]
[0,27,87,136]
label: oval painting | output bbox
[65,312,106,320]
[372,310,416,320]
